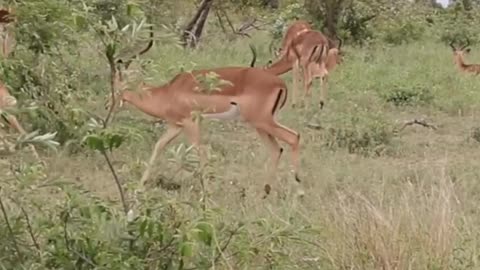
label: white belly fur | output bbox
[202,102,241,120]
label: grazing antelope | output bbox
[449,39,480,75]
[118,67,302,198]
[274,19,312,59]
[261,29,343,108]
[0,8,40,160]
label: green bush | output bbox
[382,85,434,107]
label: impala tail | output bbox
[202,102,241,120]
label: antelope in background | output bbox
[260,20,343,108]
[450,38,480,75]
[0,7,40,160]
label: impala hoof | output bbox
[319,101,325,109]
[263,184,272,199]
[295,173,301,183]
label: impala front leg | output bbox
[319,75,328,110]
[140,124,182,186]
[291,60,301,108]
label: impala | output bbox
[274,19,312,59]
[262,28,343,108]
[449,39,480,75]
[115,35,303,198]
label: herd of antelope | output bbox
[1,7,480,198]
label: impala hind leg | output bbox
[319,76,328,110]
[256,128,283,198]
[261,121,303,196]
[182,118,209,194]
[141,124,182,186]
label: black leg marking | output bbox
[271,89,283,115]
[279,147,284,154]
[295,174,301,183]
[320,100,325,109]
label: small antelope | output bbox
[0,8,40,160]
[450,39,480,75]
[260,28,343,108]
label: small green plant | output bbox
[194,71,234,94]
[382,85,434,107]
[470,127,480,143]
[321,112,394,156]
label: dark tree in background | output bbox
[305,0,346,37]
[182,0,214,48]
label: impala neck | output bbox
[121,88,164,117]
[265,55,293,75]
[454,54,468,69]
[325,51,338,71]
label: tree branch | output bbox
[0,188,22,260]
[396,118,438,133]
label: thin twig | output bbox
[396,118,438,133]
[0,188,22,260]
[62,208,97,268]
[214,226,241,266]
[102,151,128,215]
[11,199,40,252]
[103,56,117,128]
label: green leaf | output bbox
[180,241,194,257]
[106,133,124,151]
[139,219,148,237]
[195,222,214,246]
[105,43,117,61]
[126,3,144,17]
[84,135,106,152]
[73,15,87,29]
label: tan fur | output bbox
[119,67,302,197]
[276,20,312,59]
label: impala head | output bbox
[0,8,13,24]
[328,36,344,65]
[117,80,153,109]
[449,38,471,59]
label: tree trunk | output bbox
[190,0,213,48]
[182,0,214,48]
[323,0,344,38]
[264,0,279,9]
